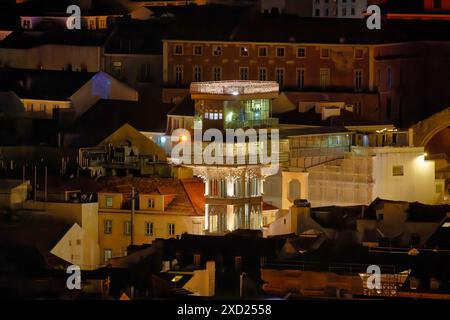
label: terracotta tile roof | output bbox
[263,202,278,211]
[97,176,201,216]
[180,178,205,216]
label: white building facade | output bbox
[308,146,440,207]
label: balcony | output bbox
[224,118,279,130]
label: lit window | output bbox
[442,222,450,228]
[88,19,96,30]
[240,46,249,57]
[99,18,107,29]
[171,275,183,282]
[104,249,112,263]
[106,196,113,208]
[148,198,155,208]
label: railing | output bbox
[224,118,279,129]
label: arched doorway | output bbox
[288,179,301,202]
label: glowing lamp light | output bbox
[232,91,239,96]
[424,152,428,157]
[180,134,188,142]
[160,136,166,143]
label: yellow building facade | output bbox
[97,182,204,263]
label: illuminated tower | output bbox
[186,81,280,234]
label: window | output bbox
[212,45,222,56]
[354,70,363,91]
[76,239,81,245]
[193,254,201,267]
[354,101,362,115]
[104,249,112,263]
[320,48,330,59]
[239,67,249,80]
[258,67,267,81]
[26,103,34,112]
[112,61,122,78]
[297,68,305,90]
[258,47,268,57]
[240,46,249,57]
[22,19,31,29]
[168,223,176,236]
[436,184,442,193]
[315,8,320,16]
[387,67,392,90]
[351,7,356,16]
[434,0,442,9]
[141,63,151,81]
[174,65,183,84]
[193,65,202,82]
[104,220,112,234]
[355,48,364,59]
[39,104,46,113]
[212,66,222,81]
[88,19,96,30]
[106,196,113,208]
[124,221,131,235]
[174,44,183,55]
[275,68,285,87]
[386,97,392,118]
[319,68,330,89]
[145,222,154,236]
[342,7,347,16]
[297,47,306,58]
[276,47,285,57]
[148,198,155,208]
[99,18,107,29]
[393,165,404,177]
[193,45,203,56]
